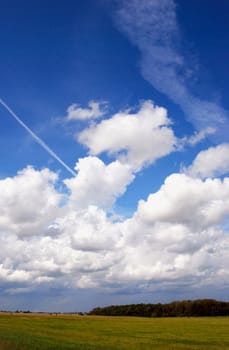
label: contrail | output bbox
[0,98,76,177]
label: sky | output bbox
[0,0,229,312]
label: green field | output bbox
[0,313,228,350]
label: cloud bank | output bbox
[1,163,228,296]
[0,101,228,309]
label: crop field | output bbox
[0,313,228,350]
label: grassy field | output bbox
[0,313,228,350]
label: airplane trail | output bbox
[0,98,76,177]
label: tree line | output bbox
[89,299,229,317]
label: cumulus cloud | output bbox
[114,173,229,284]
[187,143,229,178]
[65,156,134,209]
[56,205,122,253]
[114,0,229,139]
[0,106,229,303]
[0,204,122,290]
[0,265,32,283]
[135,173,229,230]
[65,101,107,120]
[0,166,61,237]
[78,100,177,170]
[0,164,228,297]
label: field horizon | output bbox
[1,297,229,317]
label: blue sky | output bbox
[0,0,229,312]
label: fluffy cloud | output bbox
[0,166,61,237]
[64,157,134,209]
[65,101,107,120]
[187,143,229,178]
[0,163,228,296]
[114,173,229,283]
[136,174,229,229]
[56,205,122,253]
[78,100,177,170]
[0,203,122,289]
[0,106,229,302]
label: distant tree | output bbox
[89,299,229,317]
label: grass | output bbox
[0,313,228,349]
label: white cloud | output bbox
[57,205,122,253]
[114,173,229,283]
[0,166,61,237]
[0,162,229,299]
[64,156,134,209]
[184,127,216,146]
[187,143,229,178]
[65,101,107,120]
[135,173,229,230]
[78,100,177,170]
[114,0,229,139]
[0,265,32,283]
